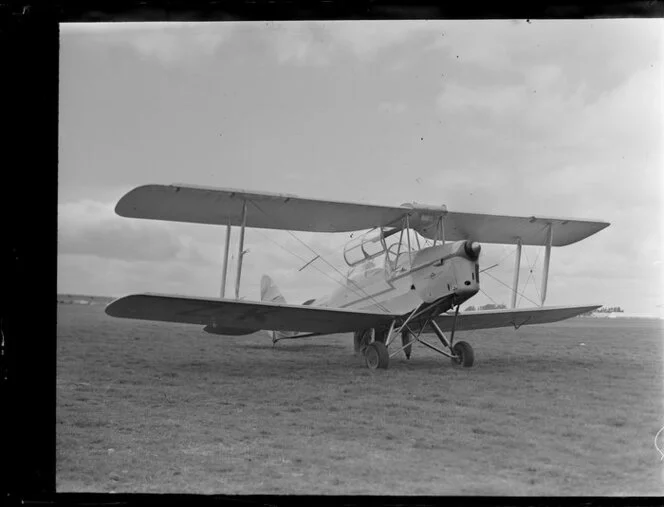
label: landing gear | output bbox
[401,329,414,360]
[361,299,476,370]
[451,341,474,367]
[428,305,475,367]
[374,328,388,344]
[354,329,373,355]
[364,341,389,369]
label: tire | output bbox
[365,341,390,370]
[374,328,388,344]
[451,341,474,367]
[353,330,363,355]
[401,330,413,360]
[354,329,373,355]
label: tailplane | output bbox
[260,275,296,343]
[260,274,287,304]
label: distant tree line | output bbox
[464,303,507,312]
[580,306,624,316]
[463,304,625,315]
[596,306,624,313]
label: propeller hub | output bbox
[464,241,481,260]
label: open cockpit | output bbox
[343,222,440,282]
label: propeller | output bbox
[463,240,481,260]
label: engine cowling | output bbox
[463,240,481,260]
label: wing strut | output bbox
[510,238,522,309]
[540,223,553,306]
[234,200,248,299]
[220,219,231,298]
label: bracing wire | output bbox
[479,288,500,306]
[529,248,543,303]
[516,225,550,307]
[481,223,551,309]
[281,228,393,314]
[482,270,540,308]
[246,199,393,314]
[253,227,379,307]
[516,265,537,308]
[495,244,516,267]
[519,247,535,307]
[250,228,347,289]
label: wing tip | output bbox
[104,294,135,317]
[555,221,611,246]
[105,293,155,318]
[115,184,169,218]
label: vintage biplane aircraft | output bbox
[106,184,610,370]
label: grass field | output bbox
[56,303,664,495]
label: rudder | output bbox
[260,274,287,304]
[260,275,296,343]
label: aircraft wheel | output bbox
[374,328,388,344]
[354,329,373,356]
[401,330,413,360]
[451,341,474,367]
[365,342,389,370]
[353,330,363,355]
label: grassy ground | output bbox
[56,304,664,495]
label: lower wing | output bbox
[105,293,394,335]
[433,304,600,332]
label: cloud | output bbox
[428,20,660,83]
[62,22,236,65]
[426,26,662,315]
[266,22,332,66]
[63,20,439,69]
[58,200,207,263]
[329,21,439,59]
[263,20,441,66]
[58,253,221,298]
[378,101,407,114]
[434,58,662,211]
[58,20,663,314]
[57,198,356,300]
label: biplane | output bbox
[106,184,610,370]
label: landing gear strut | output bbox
[362,299,475,370]
[401,329,413,360]
[354,329,373,355]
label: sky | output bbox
[58,20,663,317]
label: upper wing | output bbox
[116,184,608,245]
[415,213,609,247]
[433,305,600,332]
[115,184,412,233]
[105,293,395,335]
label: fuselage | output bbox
[312,240,481,315]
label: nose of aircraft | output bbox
[464,241,482,260]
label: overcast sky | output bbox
[59,20,663,316]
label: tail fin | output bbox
[260,275,295,344]
[261,275,287,304]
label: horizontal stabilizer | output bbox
[115,184,608,246]
[105,293,394,334]
[202,325,257,336]
[433,305,600,332]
